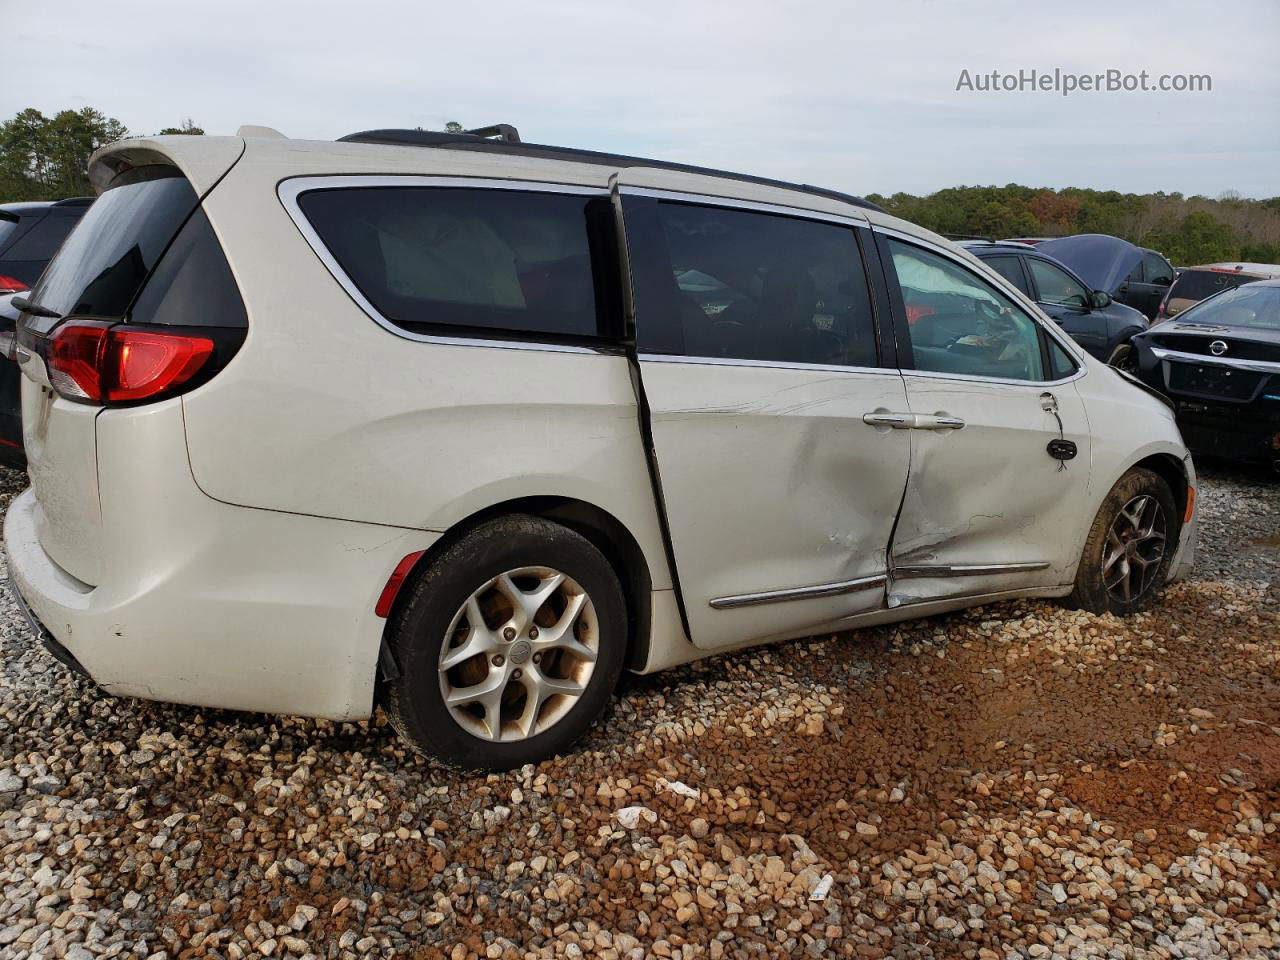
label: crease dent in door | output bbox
[887,381,1089,605]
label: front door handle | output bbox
[863,411,965,431]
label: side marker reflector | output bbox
[375,551,425,618]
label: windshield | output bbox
[1177,283,1280,330]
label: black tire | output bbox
[382,514,627,770]
[1066,467,1178,615]
[1107,342,1138,375]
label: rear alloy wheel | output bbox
[382,515,627,769]
[1066,467,1177,615]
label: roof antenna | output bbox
[464,124,521,143]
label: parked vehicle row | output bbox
[6,126,1197,768]
[1157,263,1280,320]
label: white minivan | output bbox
[6,126,1196,769]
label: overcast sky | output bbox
[6,0,1278,199]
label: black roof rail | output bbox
[336,128,883,213]
[945,233,994,242]
[53,197,95,207]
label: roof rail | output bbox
[945,233,994,242]
[336,127,883,213]
[53,197,95,207]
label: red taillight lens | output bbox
[0,275,29,294]
[46,321,214,405]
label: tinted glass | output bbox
[299,187,615,340]
[1176,283,1280,330]
[1028,258,1089,307]
[1125,261,1144,283]
[1166,269,1256,304]
[0,218,21,251]
[1142,252,1173,285]
[29,168,197,318]
[889,239,1045,382]
[984,255,1030,295]
[626,199,877,366]
[1047,337,1079,379]
[129,208,247,328]
[4,214,78,261]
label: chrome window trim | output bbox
[637,353,900,376]
[893,561,1051,579]
[1151,346,1280,376]
[872,224,1088,387]
[277,175,612,356]
[709,573,887,609]
[618,185,870,229]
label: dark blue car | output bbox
[962,237,1149,369]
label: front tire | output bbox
[1107,342,1138,375]
[382,515,627,770]
[1066,467,1177,615]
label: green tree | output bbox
[1147,212,1239,265]
[444,121,464,133]
[157,118,205,136]
[0,107,128,201]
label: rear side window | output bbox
[1168,269,1258,303]
[1142,251,1173,285]
[29,167,198,318]
[3,214,78,261]
[297,187,619,341]
[129,208,247,328]
[625,198,878,367]
[983,255,1030,296]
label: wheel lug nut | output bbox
[492,655,504,666]
[532,652,542,664]
[512,669,522,679]
[528,627,539,639]
[503,627,516,641]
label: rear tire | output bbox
[382,514,627,770]
[1066,467,1177,615]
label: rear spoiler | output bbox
[0,211,18,223]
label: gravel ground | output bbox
[0,465,1277,960]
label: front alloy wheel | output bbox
[1067,467,1177,615]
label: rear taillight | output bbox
[0,275,28,294]
[46,320,214,405]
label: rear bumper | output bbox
[6,396,442,721]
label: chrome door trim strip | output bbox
[277,175,611,356]
[893,561,1051,578]
[1151,346,1280,375]
[636,353,902,376]
[709,573,888,609]
[618,186,870,228]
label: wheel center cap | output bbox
[1125,541,1139,557]
[510,640,532,665]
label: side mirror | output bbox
[1088,290,1112,309]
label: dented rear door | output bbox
[622,188,910,649]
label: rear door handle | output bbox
[916,414,965,431]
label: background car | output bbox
[1116,247,1176,319]
[0,198,93,293]
[1156,262,1280,321]
[0,198,94,469]
[962,240,1149,366]
[1131,279,1280,471]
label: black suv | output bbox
[0,198,93,293]
[0,198,94,468]
[963,241,1149,367]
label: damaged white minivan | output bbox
[6,125,1196,769]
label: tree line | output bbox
[865,184,1280,266]
[0,108,202,203]
[2,106,1278,267]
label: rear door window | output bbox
[983,255,1030,296]
[1142,252,1173,286]
[624,198,878,367]
[297,186,620,342]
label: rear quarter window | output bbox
[296,186,621,342]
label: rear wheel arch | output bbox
[383,496,652,673]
